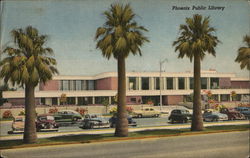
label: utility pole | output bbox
[159,58,168,111]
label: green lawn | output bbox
[0,125,249,149]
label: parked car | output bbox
[9,116,25,134]
[132,107,161,118]
[54,110,82,123]
[219,108,245,120]
[109,114,137,128]
[234,107,250,119]
[168,109,192,123]
[79,114,110,129]
[203,110,228,122]
[36,114,59,132]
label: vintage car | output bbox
[79,114,110,129]
[203,110,228,122]
[36,114,59,132]
[8,114,59,134]
[168,109,192,123]
[109,114,137,128]
[220,108,245,120]
[131,107,161,118]
[54,110,82,123]
[9,116,25,134]
[234,107,250,119]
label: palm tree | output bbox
[173,14,220,131]
[0,26,58,143]
[95,3,149,137]
[235,35,250,70]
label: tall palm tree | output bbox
[95,3,149,137]
[173,14,220,131]
[0,26,58,143]
[235,35,250,70]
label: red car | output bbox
[220,108,245,120]
[36,114,59,132]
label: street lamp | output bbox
[159,58,168,111]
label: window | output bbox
[210,78,219,89]
[76,80,82,90]
[221,94,230,101]
[201,78,207,89]
[67,97,76,104]
[141,77,149,90]
[178,77,185,90]
[62,80,69,91]
[88,80,95,90]
[95,97,109,104]
[129,77,137,90]
[189,78,194,89]
[69,80,76,91]
[130,98,136,102]
[154,77,160,90]
[166,78,173,90]
[52,98,58,105]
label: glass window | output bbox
[189,78,194,89]
[95,96,109,104]
[52,98,58,105]
[88,80,95,90]
[67,97,76,105]
[76,80,82,90]
[154,77,160,90]
[201,78,207,89]
[62,80,69,91]
[178,77,185,90]
[69,80,76,91]
[210,78,219,89]
[141,77,149,90]
[82,80,88,90]
[129,77,137,90]
[166,78,173,90]
[221,94,230,101]
[130,98,136,102]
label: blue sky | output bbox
[1,0,249,77]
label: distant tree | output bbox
[235,35,250,70]
[0,26,58,143]
[102,98,110,114]
[95,3,149,137]
[173,14,220,131]
[60,93,67,105]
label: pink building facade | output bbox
[3,70,250,106]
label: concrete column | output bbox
[174,77,178,90]
[162,77,166,90]
[109,96,112,105]
[138,77,141,90]
[207,78,211,89]
[92,97,95,104]
[186,77,190,90]
[126,77,129,90]
[149,77,154,90]
[75,97,78,105]
[57,98,60,105]
[218,94,221,102]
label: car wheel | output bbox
[138,114,142,118]
[89,123,94,129]
[170,118,174,124]
[155,114,159,117]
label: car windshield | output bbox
[182,110,190,114]
[15,118,24,122]
[39,116,54,121]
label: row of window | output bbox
[60,80,95,91]
[129,77,219,90]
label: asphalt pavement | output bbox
[1,131,249,158]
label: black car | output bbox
[169,109,192,123]
[109,115,137,128]
[79,114,110,129]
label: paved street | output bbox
[1,131,249,158]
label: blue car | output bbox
[235,107,250,119]
[203,110,228,122]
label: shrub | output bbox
[18,110,25,116]
[49,107,58,114]
[75,108,86,116]
[109,106,134,114]
[126,106,134,114]
[3,110,13,118]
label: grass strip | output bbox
[0,124,249,149]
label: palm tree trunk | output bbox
[23,83,37,143]
[191,53,204,131]
[115,56,128,137]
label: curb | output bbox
[0,129,248,150]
